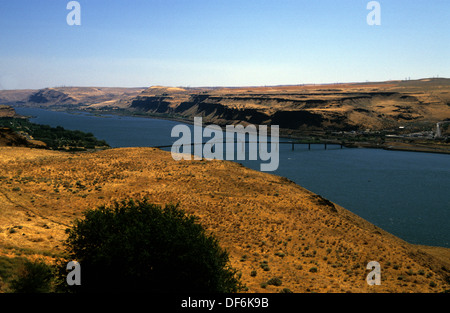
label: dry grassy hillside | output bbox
[0,105,21,118]
[124,78,450,132]
[0,147,448,293]
[0,87,145,109]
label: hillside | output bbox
[2,79,449,156]
[0,105,24,119]
[0,146,448,293]
[2,79,449,135]
[0,106,46,148]
[0,87,145,109]
[101,78,450,134]
[0,106,110,151]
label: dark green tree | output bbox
[60,199,243,293]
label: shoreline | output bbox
[88,108,450,155]
[13,105,450,155]
[5,107,450,250]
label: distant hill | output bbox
[0,146,448,293]
[122,78,450,133]
[2,79,449,134]
[0,87,145,109]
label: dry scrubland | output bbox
[0,147,449,293]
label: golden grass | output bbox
[0,146,448,293]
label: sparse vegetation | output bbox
[0,146,448,293]
[260,260,270,272]
[267,277,282,286]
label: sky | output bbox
[0,0,449,89]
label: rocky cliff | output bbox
[125,79,450,132]
[1,78,449,133]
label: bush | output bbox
[9,259,54,293]
[267,277,282,286]
[260,260,270,271]
[274,251,285,258]
[59,199,243,293]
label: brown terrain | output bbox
[0,146,449,293]
[1,79,449,134]
[0,105,24,119]
[1,78,449,153]
[123,79,450,134]
[0,105,47,148]
[0,87,145,109]
[0,80,448,293]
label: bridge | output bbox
[152,140,350,151]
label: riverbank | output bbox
[10,105,450,248]
[78,107,450,155]
[10,102,450,155]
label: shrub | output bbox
[58,199,243,293]
[9,259,54,293]
[260,261,270,271]
[274,251,285,258]
[267,277,282,286]
[309,267,318,273]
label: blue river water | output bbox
[13,107,450,247]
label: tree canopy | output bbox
[61,199,243,293]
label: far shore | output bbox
[12,104,450,155]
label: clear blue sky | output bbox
[0,0,449,89]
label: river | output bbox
[13,107,450,247]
